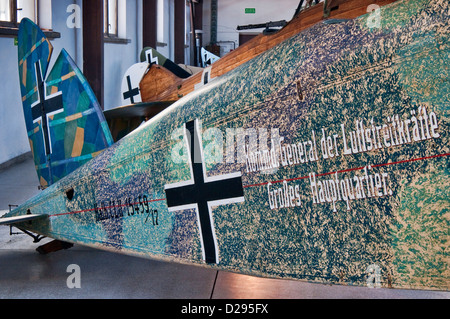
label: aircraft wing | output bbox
[104,100,175,141]
[104,100,175,119]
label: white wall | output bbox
[202,0,299,56]
[0,35,28,165]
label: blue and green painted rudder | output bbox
[17,18,113,188]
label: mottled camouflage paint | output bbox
[4,0,449,290]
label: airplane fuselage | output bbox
[5,0,449,290]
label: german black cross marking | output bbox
[31,61,63,155]
[146,49,158,66]
[164,119,245,264]
[204,54,212,66]
[122,75,140,104]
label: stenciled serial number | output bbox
[94,195,159,225]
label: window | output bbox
[17,0,37,23]
[0,0,58,37]
[104,0,117,37]
[0,0,38,25]
[0,0,17,26]
[104,0,128,43]
[156,0,174,60]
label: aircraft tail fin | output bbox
[201,47,220,67]
[17,18,113,189]
[140,47,192,79]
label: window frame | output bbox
[104,0,118,37]
[103,0,130,44]
[0,0,18,28]
[0,0,59,38]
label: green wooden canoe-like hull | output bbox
[4,0,449,290]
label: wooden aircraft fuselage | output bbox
[3,0,449,290]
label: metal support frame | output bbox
[15,227,46,243]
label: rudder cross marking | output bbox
[31,60,64,155]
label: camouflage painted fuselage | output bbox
[6,0,449,290]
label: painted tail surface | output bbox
[17,18,114,188]
[140,47,192,79]
[201,47,220,67]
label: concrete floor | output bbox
[0,156,448,299]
